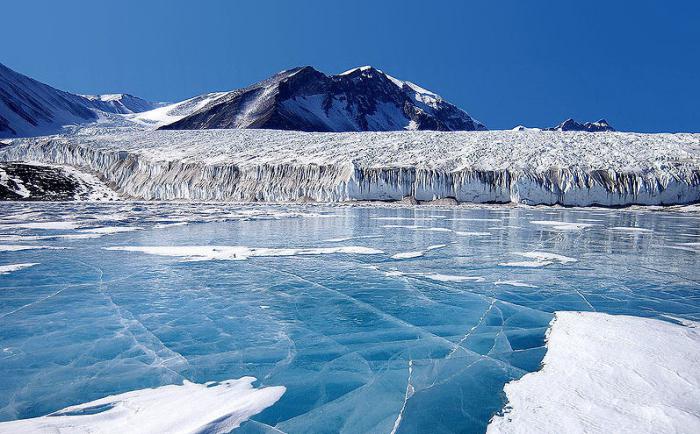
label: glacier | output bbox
[1,127,698,206]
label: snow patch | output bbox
[0,263,38,275]
[487,312,700,434]
[104,245,383,261]
[0,377,285,434]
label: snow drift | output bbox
[487,312,700,434]
[1,128,698,206]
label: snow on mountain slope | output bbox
[2,128,698,206]
[81,94,162,114]
[0,63,157,138]
[547,118,615,132]
[160,66,486,132]
[126,92,228,127]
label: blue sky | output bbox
[3,0,699,132]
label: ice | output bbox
[487,312,700,434]
[0,202,698,433]
[0,377,285,434]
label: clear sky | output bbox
[3,0,699,132]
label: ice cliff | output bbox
[1,128,698,206]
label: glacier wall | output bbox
[1,131,699,206]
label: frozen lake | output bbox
[0,203,698,433]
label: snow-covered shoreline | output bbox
[487,312,700,434]
[1,128,699,206]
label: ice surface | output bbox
[0,202,698,433]
[2,128,699,205]
[487,312,700,434]
[0,377,285,434]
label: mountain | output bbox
[0,62,157,138]
[160,66,485,132]
[547,118,615,132]
[81,94,161,115]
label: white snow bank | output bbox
[487,312,700,434]
[2,128,698,206]
[105,245,383,261]
[0,377,285,434]
[0,263,38,275]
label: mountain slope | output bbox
[160,66,485,132]
[81,94,161,115]
[0,63,157,138]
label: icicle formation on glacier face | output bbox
[1,128,699,206]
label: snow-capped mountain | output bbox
[547,118,615,132]
[0,62,157,138]
[80,94,161,115]
[160,66,486,132]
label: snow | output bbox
[81,226,142,234]
[391,251,425,259]
[0,377,285,434]
[422,273,485,282]
[10,221,80,230]
[126,92,227,127]
[499,251,577,267]
[104,245,383,261]
[0,245,67,252]
[0,263,38,275]
[530,220,596,231]
[1,128,699,206]
[487,312,700,434]
[0,167,30,198]
[611,226,653,233]
[494,280,538,288]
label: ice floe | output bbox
[487,312,700,434]
[0,377,285,434]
